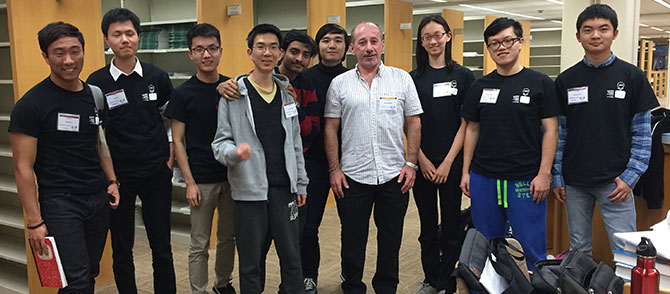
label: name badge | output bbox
[520,95,530,104]
[379,97,398,111]
[567,86,588,105]
[105,89,129,109]
[480,88,500,104]
[614,90,626,99]
[433,82,456,98]
[283,102,298,118]
[57,113,80,132]
[148,93,158,101]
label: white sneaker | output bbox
[416,282,439,294]
[304,278,317,294]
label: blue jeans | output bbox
[469,171,547,270]
[39,190,110,294]
[565,183,636,257]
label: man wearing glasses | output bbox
[459,17,559,270]
[212,24,308,294]
[164,24,237,294]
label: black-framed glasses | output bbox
[420,32,447,43]
[191,45,220,55]
[487,37,521,50]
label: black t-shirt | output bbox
[164,75,230,184]
[301,62,348,162]
[555,58,659,186]
[86,62,173,181]
[410,64,474,164]
[461,68,559,179]
[8,77,108,194]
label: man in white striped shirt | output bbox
[323,22,423,294]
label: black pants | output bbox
[110,167,175,293]
[337,176,409,294]
[299,159,331,282]
[39,190,110,294]
[235,187,304,294]
[412,161,463,290]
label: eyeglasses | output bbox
[191,45,220,55]
[487,37,521,50]
[420,32,447,43]
[253,44,280,53]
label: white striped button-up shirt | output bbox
[325,63,423,185]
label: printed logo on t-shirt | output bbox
[512,88,531,104]
[142,84,158,101]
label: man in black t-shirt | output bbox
[164,23,236,294]
[460,18,559,270]
[9,22,120,293]
[86,8,176,293]
[551,4,658,257]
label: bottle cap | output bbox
[636,237,657,257]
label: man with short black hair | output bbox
[212,23,308,294]
[10,21,120,293]
[460,17,558,270]
[87,8,176,293]
[300,23,350,294]
[551,4,658,257]
[164,23,236,294]
[325,22,422,294]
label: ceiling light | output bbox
[640,36,650,39]
[639,23,649,27]
[430,0,447,2]
[654,0,670,8]
[651,26,665,32]
[550,20,563,24]
[546,0,563,4]
[458,4,546,20]
[531,27,562,32]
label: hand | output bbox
[607,177,632,203]
[433,161,452,185]
[296,194,306,207]
[166,157,174,170]
[28,223,48,255]
[329,168,349,199]
[552,187,566,203]
[237,143,251,161]
[398,165,416,194]
[530,172,551,204]
[418,156,436,183]
[460,172,471,197]
[287,84,297,99]
[186,183,202,207]
[108,182,120,209]
[218,79,241,101]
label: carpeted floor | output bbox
[96,194,470,293]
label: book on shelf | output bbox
[615,262,670,290]
[613,249,670,276]
[31,236,68,288]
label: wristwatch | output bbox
[405,161,418,170]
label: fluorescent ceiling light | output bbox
[651,26,665,32]
[345,0,384,7]
[459,4,546,20]
[639,23,649,27]
[430,0,447,2]
[546,0,563,4]
[666,31,670,33]
[550,20,563,24]
[640,36,650,39]
[654,0,670,8]
[531,27,562,32]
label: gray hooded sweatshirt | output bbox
[211,73,308,201]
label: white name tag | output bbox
[283,102,298,118]
[148,93,158,101]
[614,90,626,99]
[379,97,398,111]
[105,89,129,109]
[567,86,588,105]
[480,88,500,104]
[57,113,80,132]
[433,82,456,98]
[520,95,530,104]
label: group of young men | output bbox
[8,3,658,294]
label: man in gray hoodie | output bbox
[211,23,308,294]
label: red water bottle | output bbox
[631,237,660,294]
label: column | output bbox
[384,0,413,71]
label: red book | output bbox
[31,236,68,288]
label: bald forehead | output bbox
[352,22,382,41]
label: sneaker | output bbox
[304,277,317,294]
[416,282,439,294]
[213,283,237,294]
